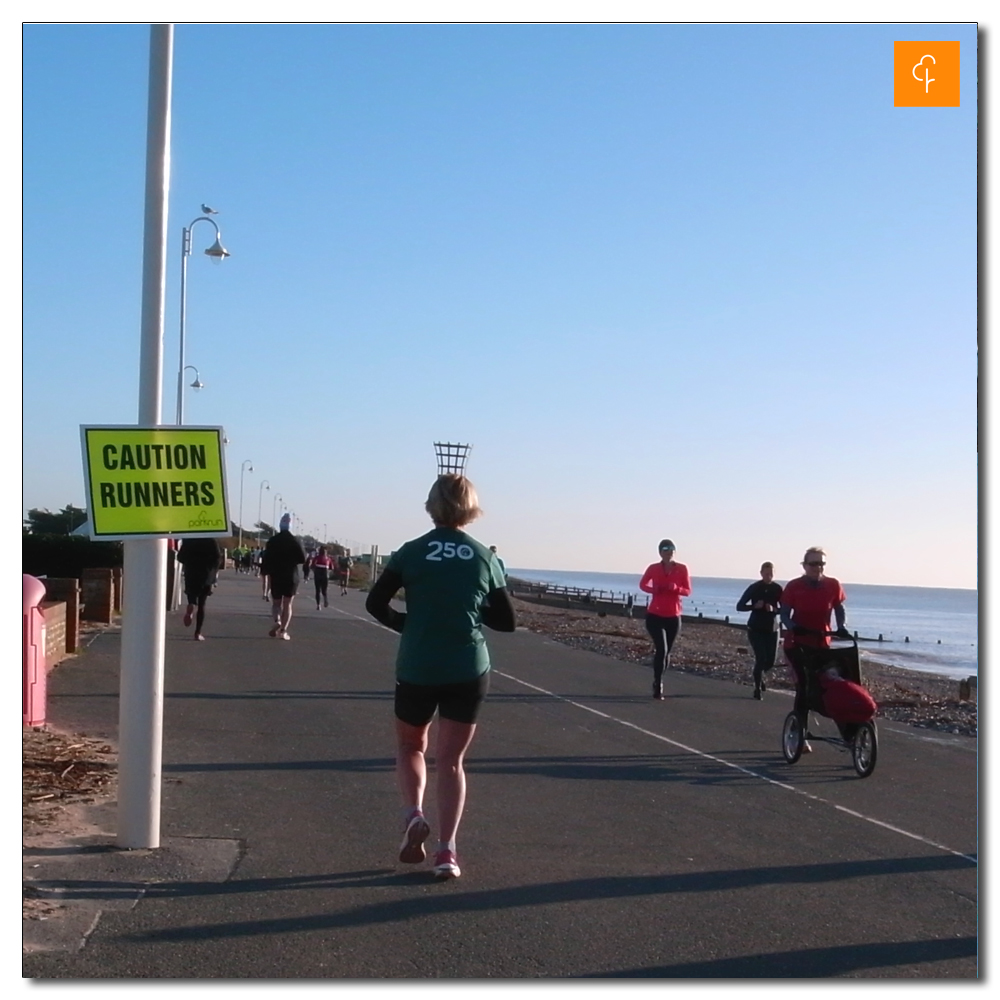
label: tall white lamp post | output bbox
[176,213,229,425]
[237,459,253,548]
[118,22,172,850]
[272,493,284,533]
[257,479,270,546]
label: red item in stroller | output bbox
[818,673,877,724]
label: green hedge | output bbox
[23,534,124,579]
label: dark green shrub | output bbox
[23,534,124,579]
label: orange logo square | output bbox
[894,41,960,107]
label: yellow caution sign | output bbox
[81,426,230,538]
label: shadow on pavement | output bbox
[584,935,978,977]
[113,853,975,942]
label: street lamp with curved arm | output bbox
[257,480,270,547]
[176,214,230,425]
[237,460,253,549]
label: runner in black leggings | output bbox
[312,546,333,609]
[645,613,681,694]
[177,537,224,641]
[638,539,692,699]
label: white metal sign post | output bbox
[117,23,173,849]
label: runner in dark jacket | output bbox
[177,537,225,640]
[262,513,306,640]
[737,562,783,699]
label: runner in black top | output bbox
[736,561,783,699]
[262,513,307,640]
[177,537,225,641]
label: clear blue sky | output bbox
[22,21,979,588]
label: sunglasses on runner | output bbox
[804,561,826,567]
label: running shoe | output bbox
[802,741,813,753]
[183,609,193,627]
[433,849,461,879]
[280,631,291,641]
[398,813,430,864]
[195,634,205,642]
[753,687,762,700]
[268,624,281,638]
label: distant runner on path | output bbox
[639,539,692,700]
[262,513,306,640]
[311,546,333,609]
[366,474,516,880]
[177,537,225,641]
[337,553,353,595]
[489,545,507,584]
[737,561,783,700]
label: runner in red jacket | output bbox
[639,539,692,700]
[779,546,849,751]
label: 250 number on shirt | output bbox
[426,541,474,561]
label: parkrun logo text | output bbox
[894,41,960,107]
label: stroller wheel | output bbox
[782,712,804,764]
[852,721,878,778]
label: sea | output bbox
[507,568,978,681]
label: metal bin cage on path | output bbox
[434,441,472,476]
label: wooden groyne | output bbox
[507,577,885,641]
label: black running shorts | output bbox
[268,574,299,599]
[394,674,490,727]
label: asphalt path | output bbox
[24,572,978,978]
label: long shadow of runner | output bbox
[118,853,975,942]
[585,936,978,977]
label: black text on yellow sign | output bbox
[81,426,231,538]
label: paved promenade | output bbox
[24,572,978,978]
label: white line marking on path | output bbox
[493,670,978,865]
[325,603,976,866]
[324,602,399,634]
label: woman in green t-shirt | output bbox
[366,474,516,879]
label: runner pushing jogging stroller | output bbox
[781,628,879,778]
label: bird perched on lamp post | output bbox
[201,203,219,215]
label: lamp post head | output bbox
[204,234,230,263]
[189,375,204,390]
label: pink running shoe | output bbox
[433,850,461,879]
[398,813,430,864]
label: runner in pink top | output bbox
[639,539,692,700]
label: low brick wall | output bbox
[81,567,114,623]
[39,600,68,669]
[43,577,81,653]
